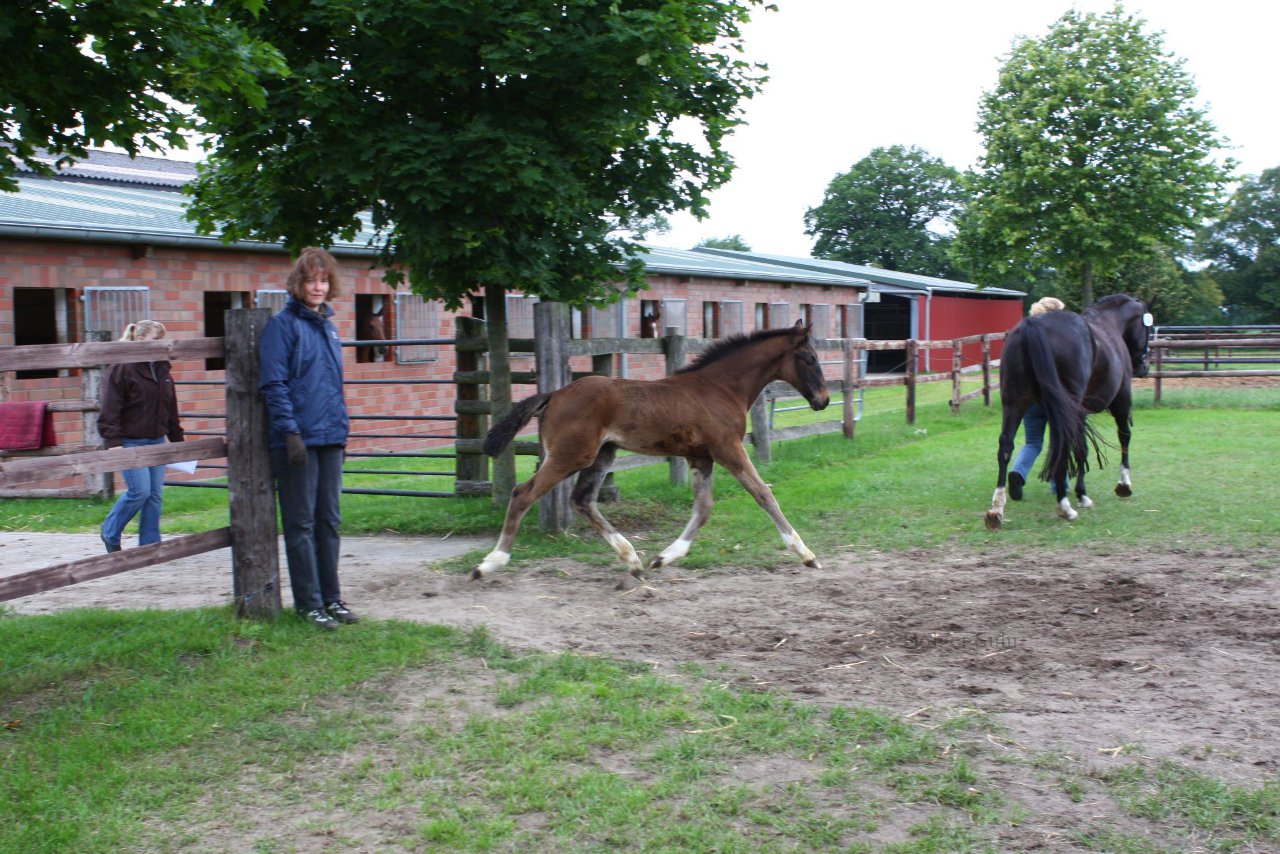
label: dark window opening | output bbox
[15,288,65,380]
[640,299,661,338]
[354,294,394,364]
[203,292,247,371]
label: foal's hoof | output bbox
[630,565,647,579]
[470,567,485,581]
[647,555,665,571]
[1115,483,1132,498]
[804,557,822,569]
[984,510,1004,531]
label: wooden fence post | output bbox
[905,339,919,425]
[1153,340,1163,406]
[662,326,689,485]
[534,302,573,533]
[950,340,963,414]
[454,316,489,492]
[842,338,857,440]
[81,329,113,498]
[224,308,282,618]
[981,335,992,407]
[485,285,515,506]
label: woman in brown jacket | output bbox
[98,320,184,552]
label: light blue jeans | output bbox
[101,437,167,547]
[1011,404,1046,481]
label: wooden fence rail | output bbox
[0,310,280,615]
[458,307,1004,533]
[1150,330,1280,404]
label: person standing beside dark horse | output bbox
[985,293,1154,529]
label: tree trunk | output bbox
[1081,259,1095,308]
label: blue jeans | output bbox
[270,444,344,613]
[1011,404,1046,481]
[101,437,167,547]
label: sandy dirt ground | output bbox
[5,529,1280,850]
[6,533,1277,790]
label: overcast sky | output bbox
[657,0,1280,258]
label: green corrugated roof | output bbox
[690,247,1024,297]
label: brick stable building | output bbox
[1,151,1022,466]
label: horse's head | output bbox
[358,309,390,361]
[782,321,830,411]
[1123,297,1155,378]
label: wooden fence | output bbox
[455,301,1004,533]
[0,309,281,616]
[1150,326,1280,404]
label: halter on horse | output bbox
[476,321,830,579]
[985,293,1153,529]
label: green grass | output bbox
[3,382,1279,852]
[1,611,1007,853]
[4,380,1279,571]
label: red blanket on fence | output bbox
[0,402,56,451]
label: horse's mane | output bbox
[1087,293,1138,313]
[677,326,795,374]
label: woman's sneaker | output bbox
[300,608,340,631]
[325,601,359,624]
[1008,471,1025,501]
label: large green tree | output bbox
[954,4,1233,306]
[184,0,769,308]
[0,0,285,191]
[1102,243,1224,325]
[1197,167,1280,323]
[804,144,963,278]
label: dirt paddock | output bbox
[6,531,1278,796]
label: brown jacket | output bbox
[98,360,184,447]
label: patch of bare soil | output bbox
[6,533,1279,850]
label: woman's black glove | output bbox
[286,433,308,467]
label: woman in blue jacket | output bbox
[259,247,358,630]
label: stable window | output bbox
[808,303,832,339]
[639,299,662,338]
[768,301,791,329]
[839,303,863,338]
[505,294,538,339]
[13,287,75,380]
[660,298,688,336]
[83,286,149,339]
[395,293,440,363]
[255,289,288,314]
[354,294,394,364]
[204,291,248,371]
[721,300,745,337]
[589,302,624,339]
[702,301,721,338]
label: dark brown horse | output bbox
[356,308,391,363]
[476,321,830,579]
[985,293,1153,529]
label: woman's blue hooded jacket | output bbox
[258,298,349,449]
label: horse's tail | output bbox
[1021,322,1098,481]
[483,393,551,457]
